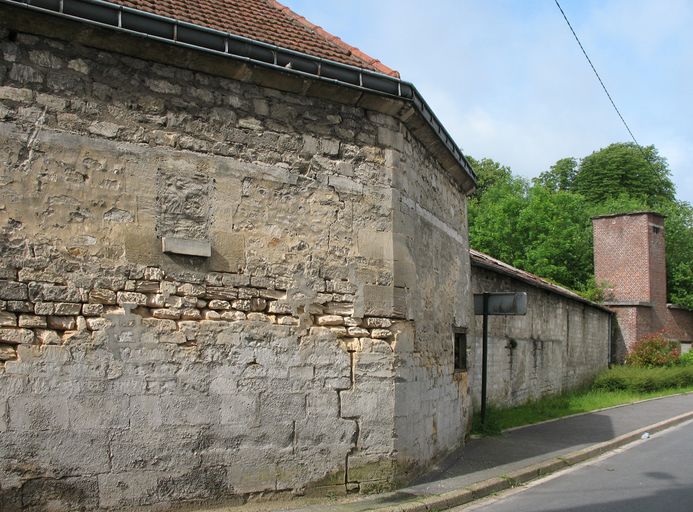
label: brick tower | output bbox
[592,212,668,361]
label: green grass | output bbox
[473,371,693,436]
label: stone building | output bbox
[0,0,478,509]
[593,212,693,361]
[470,250,611,408]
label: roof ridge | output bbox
[265,0,400,78]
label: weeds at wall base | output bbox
[473,367,693,435]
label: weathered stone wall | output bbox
[0,14,473,510]
[471,266,610,407]
[390,126,472,475]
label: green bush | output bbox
[593,365,693,393]
[679,350,693,367]
[625,331,680,368]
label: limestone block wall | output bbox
[0,21,460,510]
[471,267,610,407]
[389,124,473,474]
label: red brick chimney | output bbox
[592,212,667,361]
[593,212,667,304]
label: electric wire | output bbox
[554,0,653,164]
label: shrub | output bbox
[679,350,693,367]
[625,331,680,368]
[593,365,693,393]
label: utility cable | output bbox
[554,0,652,163]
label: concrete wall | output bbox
[0,11,473,511]
[471,266,610,408]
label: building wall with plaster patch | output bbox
[0,9,474,511]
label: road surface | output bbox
[461,420,693,512]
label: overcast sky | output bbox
[282,0,693,204]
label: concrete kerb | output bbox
[365,410,693,512]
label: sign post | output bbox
[473,292,527,424]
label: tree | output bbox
[533,157,578,192]
[514,187,592,290]
[467,143,691,306]
[468,173,529,265]
[467,156,514,198]
[573,143,675,206]
[468,169,592,291]
[660,200,693,308]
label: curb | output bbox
[365,410,693,512]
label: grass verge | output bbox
[473,369,693,436]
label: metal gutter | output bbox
[0,0,476,189]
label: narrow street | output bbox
[461,420,693,512]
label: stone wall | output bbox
[0,12,473,511]
[385,120,473,477]
[471,265,610,408]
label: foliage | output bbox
[472,380,693,435]
[573,143,675,206]
[467,156,515,198]
[468,158,592,291]
[625,331,681,368]
[661,200,693,308]
[467,161,529,265]
[593,365,693,393]
[533,157,577,192]
[679,351,693,367]
[471,406,503,436]
[466,142,693,305]
[578,277,610,303]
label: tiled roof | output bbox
[470,249,611,312]
[109,0,399,77]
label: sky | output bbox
[282,0,693,204]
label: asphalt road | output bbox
[461,420,693,512]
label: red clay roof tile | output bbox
[108,0,399,77]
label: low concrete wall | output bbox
[471,264,611,408]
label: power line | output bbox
[554,0,650,160]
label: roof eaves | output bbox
[266,0,400,78]
[470,249,611,312]
[0,0,475,191]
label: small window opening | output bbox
[8,31,17,42]
[652,226,660,234]
[454,331,467,372]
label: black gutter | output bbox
[0,0,476,187]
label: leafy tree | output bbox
[573,143,675,206]
[467,156,514,198]
[533,157,577,192]
[660,200,693,308]
[468,173,528,265]
[467,143,692,306]
[469,172,592,290]
[514,187,592,290]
